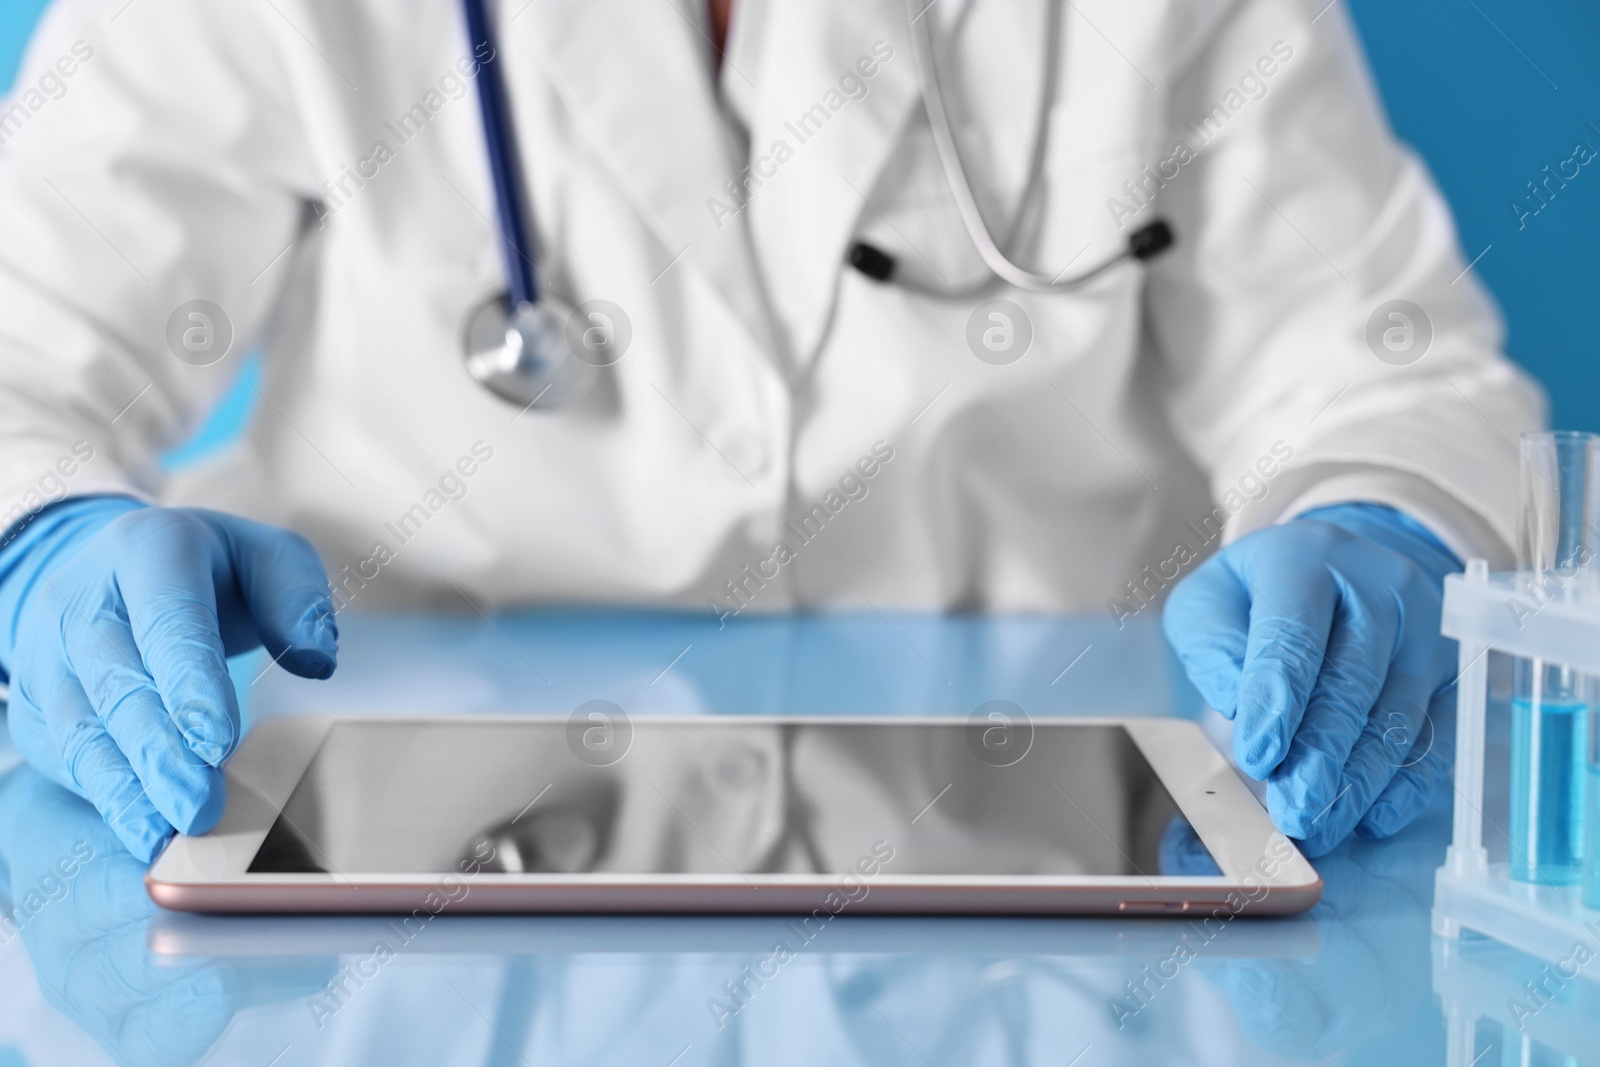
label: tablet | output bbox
[146,715,1321,915]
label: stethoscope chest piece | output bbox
[464,293,594,409]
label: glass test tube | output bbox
[1589,696,1600,908]
[1511,431,1600,886]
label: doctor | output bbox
[0,0,1541,863]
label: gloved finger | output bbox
[121,963,240,1067]
[1356,685,1455,839]
[1284,579,1448,852]
[61,599,228,835]
[1204,849,1428,1054]
[209,511,338,679]
[1231,555,1338,778]
[1162,557,1251,718]
[51,921,237,1067]
[1257,587,1400,833]
[17,664,175,862]
[65,832,161,933]
[112,511,241,767]
[57,921,208,1009]
[1278,658,1437,857]
[232,961,342,1006]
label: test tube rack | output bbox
[1434,559,1600,972]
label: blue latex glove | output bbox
[1199,797,1446,1057]
[0,497,338,861]
[1162,502,1461,857]
[0,763,334,1067]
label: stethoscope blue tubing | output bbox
[458,0,1170,329]
[461,0,540,309]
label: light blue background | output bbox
[3,0,1597,456]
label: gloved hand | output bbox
[1162,502,1460,857]
[1197,796,1447,1057]
[0,763,335,1067]
[0,497,338,861]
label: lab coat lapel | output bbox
[743,0,972,371]
[518,0,773,351]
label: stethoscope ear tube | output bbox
[847,218,1175,295]
[875,0,1174,296]
[461,0,539,309]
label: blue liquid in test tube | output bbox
[1511,431,1600,888]
[1510,695,1589,885]
[1587,758,1600,908]
[1586,701,1600,908]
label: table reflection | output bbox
[0,760,1456,1067]
[0,611,1465,1065]
[245,610,1199,720]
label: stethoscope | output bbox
[459,0,1174,409]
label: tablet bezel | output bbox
[146,714,1322,915]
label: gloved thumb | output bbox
[1162,557,1250,719]
[204,511,339,678]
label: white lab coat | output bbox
[0,0,1542,614]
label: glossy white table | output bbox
[0,610,1514,1066]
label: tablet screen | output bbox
[248,719,1220,878]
